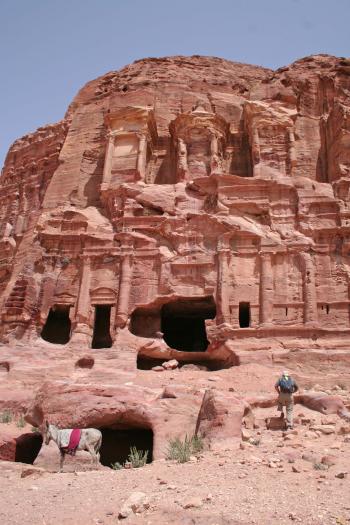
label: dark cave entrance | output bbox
[41,305,72,344]
[99,427,153,468]
[15,433,43,464]
[161,296,216,352]
[91,305,112,349]
[239,302,251,328]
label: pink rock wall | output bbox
[1,54,350,366]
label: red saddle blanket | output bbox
[64,429,82,455]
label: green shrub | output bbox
[16,415,26,428]
[111,462,123,470]
[189,434,204,455]
[166,434,204,463]
[31,426,39,433]
[127,446,148,468]
[0,410,13,423]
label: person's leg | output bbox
[286,399,294,428]
[277,393,285,417]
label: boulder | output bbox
[118,492,150,519]
[195,389,251,449]
[162,359,179,370]
[295,394,350,420]
[266,416,286,430]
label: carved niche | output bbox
[170,105,229,181]
[101,106,158,193]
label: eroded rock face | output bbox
[25,380,203,460]
[2,54,350,361]
[1,55,350,447]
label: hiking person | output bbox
[275,370,299,429]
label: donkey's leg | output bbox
[59,450,65,473]
[94,438,101,465]
[87,445,98,466]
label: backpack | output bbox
[279,376,295,393]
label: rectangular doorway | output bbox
[239,302,250,328]
[92,305,112,349]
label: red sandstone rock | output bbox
[195,389,251,449]
[25,380,202,459]
[0,54,350,360]
[295,393,350,420]
[0,428,17,461]
[1,54,350,462]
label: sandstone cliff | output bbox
[1,54,350,363]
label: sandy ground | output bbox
[0,404,349,525]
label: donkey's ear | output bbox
[45,420,49,428]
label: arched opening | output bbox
[161,296,216,352]
[239,302,250,328]
[41,305,72,344]
[91,305,112,349]
[15,433,43,464]
[99,427,153,468]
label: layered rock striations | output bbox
[1,54,350,366]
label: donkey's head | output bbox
[44,420,52,445]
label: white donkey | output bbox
[44,421,102,472]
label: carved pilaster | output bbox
[39,275,56,329]
[75,258,92,323]
[210,134,223,174]
[137,134,147,180]
[288,129,297,175]
[116,253,133,328]
[216,249,230,325]
[102,133,115,189]
[300,252,318,325]
[70,257,92,344]
[177,138,188,181]
[259,253,274,326]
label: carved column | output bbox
[102,133,115,189]
[70,257,92,344]
[116,253,133,327]
[211,134,219,155]
[300,252,318,325]
[76,258,92,323]
[177,138,188,181]
[137,134,147,180]
[288,129,297,175]
[32,184,41,210]
[39,274,56,329]
[210,134,223,174]
[216,249,231,325]
[259,253,274,326]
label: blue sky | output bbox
[1,0,349,168]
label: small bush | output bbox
[111,462,123,470]
[189,434,204,454]
[127,446,148,468]
[166,434,204,463]
[31,426,39,433]
[16,415,26,428]
[0,410,13,423]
